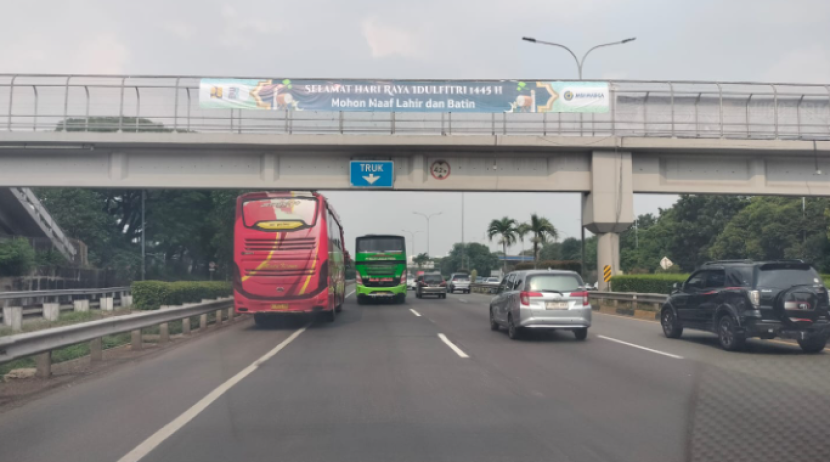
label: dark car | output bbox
[660,260,830,352]
[415,273,447,299]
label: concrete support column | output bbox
[227,307,235,323]
[200,314,208,331]
[131,329,143,351]
[100,297,114,311]
[122,295,133,308]
[73,299,90,312]
[159,322,169,344]
[42,303,60,321]
[215,309,223,327]
[583,150,634,291]
[35,352,51,379]
[3,306,23,331]
[182,317,191,336]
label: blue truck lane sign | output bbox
[350,161,394,188]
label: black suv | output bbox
[660,260,829,352]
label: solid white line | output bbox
[346,290,355,298]
[598,335,684,360]
[116,326,308,462]
[409,309,421,317]
[438,333,469,358]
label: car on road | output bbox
[660,259,830,352]
[448,274,471,294]
[489,270,591,340]
[484,277,501,283]
[416,273,447,299]
[407,274,416,290]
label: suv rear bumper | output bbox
[743,319,830,340]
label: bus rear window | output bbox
[357,237,404,253]
[242,197,318,229]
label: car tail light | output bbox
[418,280,427,286]
[439,281,447,286]
[520,291,542,306]
[356,272,363,285]
[749,290,760,308]
[571,291,590,306]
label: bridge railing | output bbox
[0,75,828,140]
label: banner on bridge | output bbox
[199,79,609,113]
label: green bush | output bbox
[0,238,36,276]
[513,260,581,273]
[610,274,689,294]
[132,281,231,310]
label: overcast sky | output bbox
[2,0,828,256]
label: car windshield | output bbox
[756,265,821,289]
[525,274,582,292]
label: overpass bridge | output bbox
[0,186,76,262]
[0,74,828,288]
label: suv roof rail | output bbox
[702,259,754,266]
[761,259,806,263]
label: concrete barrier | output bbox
[3,306,23,331]
[42,303,60,321]
[100,297,114,311]
[73,299,90,312]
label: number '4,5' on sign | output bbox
[350,161,394,188]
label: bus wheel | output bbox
[335,303,343,313]
[324,309,336,323]
[253,313,270,328]
[357,296,366,305]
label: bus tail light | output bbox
[356,272,363,285]
[400,271,407,285]
[520,291,542,306]
[232,263,243,293]
[318,260,329,289]
[570,291,590,306]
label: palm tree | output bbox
[516,222,531,256]
[413,252,430,269]
[528,214,558,268]
[487,217,518,273]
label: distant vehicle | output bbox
[407,274,417,291]
[661,260,830,352]
[233,191,346,326]
[489,270,591,340]
[484,277,501,283]
[416,273,447,299]
[355,235,407,304]
[448,274,471,294]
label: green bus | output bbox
[355,234,407,304]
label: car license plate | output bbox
[371,293,393,297]
[546,302,568,310]
[270,304,289,310]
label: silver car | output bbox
[489,270,591,340]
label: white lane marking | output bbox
[458,298,468,304]
[346,290,355,298]
[598,335,684,360]
[438,333,470,358]
[116,326,308,462]
[409,309,422,317]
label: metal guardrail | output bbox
[470,282,500,294]
[0,75,828,140]
[589,291,668,309]
[0,286,130,301]
[0,297,235,377]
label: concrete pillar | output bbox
[90,337,103,361]
[583,150,634,292]
[200,314,208,331]
[2,306,23,331]
[182,317,191,336]
[131,329,143,351]
[42,303,61,321]
[35,352,51,379]
[122,295,133,308]
[100,297,114,311]
[73,299,90,312]
[227,307,235,323]
[159,322,169,344]
[215,309,223,327]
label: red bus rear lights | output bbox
[570,291,590,306]
[520,291,542,306]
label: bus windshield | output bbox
[242,197,318,229]
[357,237,405,253]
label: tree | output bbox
[413,252,430,268]
[516,222,531,256]
[440,243,498,277]
[487,217,518,273]
[528,214,558,267]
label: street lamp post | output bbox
[413,212,442,258]
[521,36,636,80]
[401,229,422,258]
[522,36,635,281]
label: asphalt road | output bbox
[1,290,829,462]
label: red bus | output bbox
[233,191,346,325]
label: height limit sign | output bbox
[430,160,450,180]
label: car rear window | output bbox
[453,276,470,281]
[756,264,821,289]
[525,274,582,292]
[424,275,443,283]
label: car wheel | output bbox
[717,314,745,351]
[573,327,588,340]
[507,314,522,340]
[797,336,827,353]
[489,309,499,331]
[661,308,683,339]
